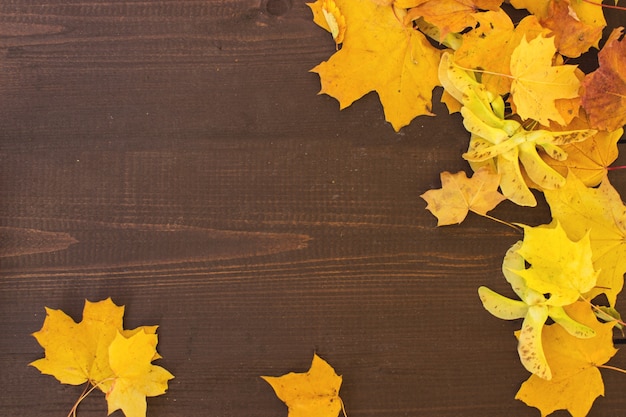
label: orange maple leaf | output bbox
[582,27,626,131]
[541,0,604,58]
[309,0,441,131]
[421,167,506,225]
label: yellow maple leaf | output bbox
[105,331,175,417]
[421,167,506,226]
[510,35,581,126]
[31,298,127,386]
[454,10,547,96]
[539,125,622,187]
[262,353,344,417]
[515,302,617,417]
[515,222,598,307]
[309,0,441,131]
[544,173,626,306]
[30,298,172,417]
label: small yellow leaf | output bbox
[105,331,175,417]
[262,353,344,417]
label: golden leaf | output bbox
[516,302,617,417]
[262,354,344,417]
[309,0,441,131]
[421,167,506,225]
[510,35,581,126]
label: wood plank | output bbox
[1,1,625,416]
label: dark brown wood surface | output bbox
[1,1,625,416]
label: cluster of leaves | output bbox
[31,298,174,417]
[31,298,343,417]
[308,0,626,416]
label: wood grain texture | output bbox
[1,1,626,417]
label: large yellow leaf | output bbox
[510,35,581,126]
[516,302,617,417]
[454,10,547,95]
[105,331,175,417]
[515,222,598,307]
[421,167,506,226]
[309,0,441,131]
[544,173,626,306]
[262,354,344,417]
[30,298,126,386]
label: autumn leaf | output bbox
[581,27,626,131]
[515,221,598,307]
[31,298,128,386]
[544,173,626,306]
[421,167,506,225]
[105,331,175,417]
[453,10,547,95]
[400,0,502,39]
[539,126,622,187]
[509,0,606,29]
[510,35,581,126]
[30,298,173,417]
[309,0,442,131]
[540,0,604,58]
[479,240,596,380]
[262,353,344,417]
[308,0,346,47]
[516,302,617,417]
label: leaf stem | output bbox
[479,212,524,233]
[607,165,626,171]
[599,364,626,374]
[67,378,116,417]
[580,0,626,11]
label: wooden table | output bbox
[2,1,625,416]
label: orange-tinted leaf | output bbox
[454,11,547,95]
[540,127,622,187]
[402,0,501,39]
[516,302,617,417]
[582,27,626,131]
[541,0,603,57]
[421,167,506,225]
[310,0,441,131]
